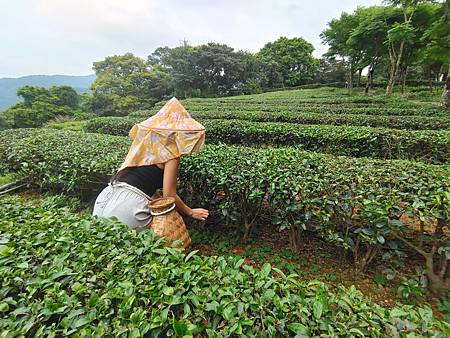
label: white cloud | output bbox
[0,0,382,77]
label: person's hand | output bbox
[190,208,209,221]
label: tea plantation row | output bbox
[0,129,448,294]
[1,195,447,337]
[84,117,450,164]
[168,102,446,117]
[146,88,448,117]
[140,110,449,131]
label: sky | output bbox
[0,0,383,78]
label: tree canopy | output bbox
[0,85,85,128]
[257,37,318,87]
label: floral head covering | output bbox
[118,97,205,171]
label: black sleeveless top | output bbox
[118,165,164,197]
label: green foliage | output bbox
[202,120,449,163]
[257,37,319,87]
[419,1,450,66]
[45,120,88,131]
[85,116,450,163]
[0,129,448,276]
[91,53,172,116]
[321,1,448,95]
[0,85,85,128]
[159,88,449,117]
[123,88,449,138]
[0,195,447,336]
[316,58,347,83]
[50,86,79,108]
[397,277,426,301]
[149,43,251,97]
[188,110,449,130]
[0,173,16,186]
[0,115,11,131]
[2,103,76,128]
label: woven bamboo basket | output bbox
[148,197,191,248]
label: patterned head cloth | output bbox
[118,97,205,171]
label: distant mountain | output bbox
[0,74,96,111]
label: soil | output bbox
[188,220,447,319]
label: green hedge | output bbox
[1,195,448,337]
[180,103,447,117]
[190,111,450,130]
[85,117,450,164]
[128,108,450,130]
[144,90,448,117]
[1,129,448,289]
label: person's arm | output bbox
[162,158,209,221]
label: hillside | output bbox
[1,87,449,335]
[0,74,96,111]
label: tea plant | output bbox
[0,195,448,337]
[0,129,448,294]
[85,117,450,163]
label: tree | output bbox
[383,0,432,95]
[348,6,390,93]
[149,43,250,97]
[442,75,450,107]
[0,85,82,128]
[315,57,347,83]
[321,12,364,93]
[189,43,248,96]
[257,37,318,87]
[241,53,284,93]
[419,0,450,101]
[17,86,52,107]
[50,86,79,108]
[149,44,198,97]
[92,53,170,116]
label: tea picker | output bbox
[93,97,209,247]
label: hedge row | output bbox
[1,195,447,337]
[178,103,447,117]
[138,102,446,118]
[191,111,450,130]
[181,94,425,106]
[128,109,450,130]
[0,129,448,293]
[84,117,450,164]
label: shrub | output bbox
[0,195,448,336]
[85,117,450,164]
[0,128,448,293]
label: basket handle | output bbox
[150,203,176,216]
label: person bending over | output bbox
[93,97,209,229]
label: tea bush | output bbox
[84,117,450,163]
[129,108,450,130]
[0,129,448,292]
[190,111,450,130]
[0,195,448,337]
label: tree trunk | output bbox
[394,219,450,297]
[424,253,450,297]
[357,69,362,87]
[441,69,450,107]
[386,54,397,95]
[289,226,302,254]
[365,63,374,94]
[400,65,408,94]
[347,62,354,94]
[386,40,405,96]
[438,64,444,81]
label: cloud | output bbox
[0,0,382,77]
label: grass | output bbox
[45,119,87,131]
[0,173,16,186]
